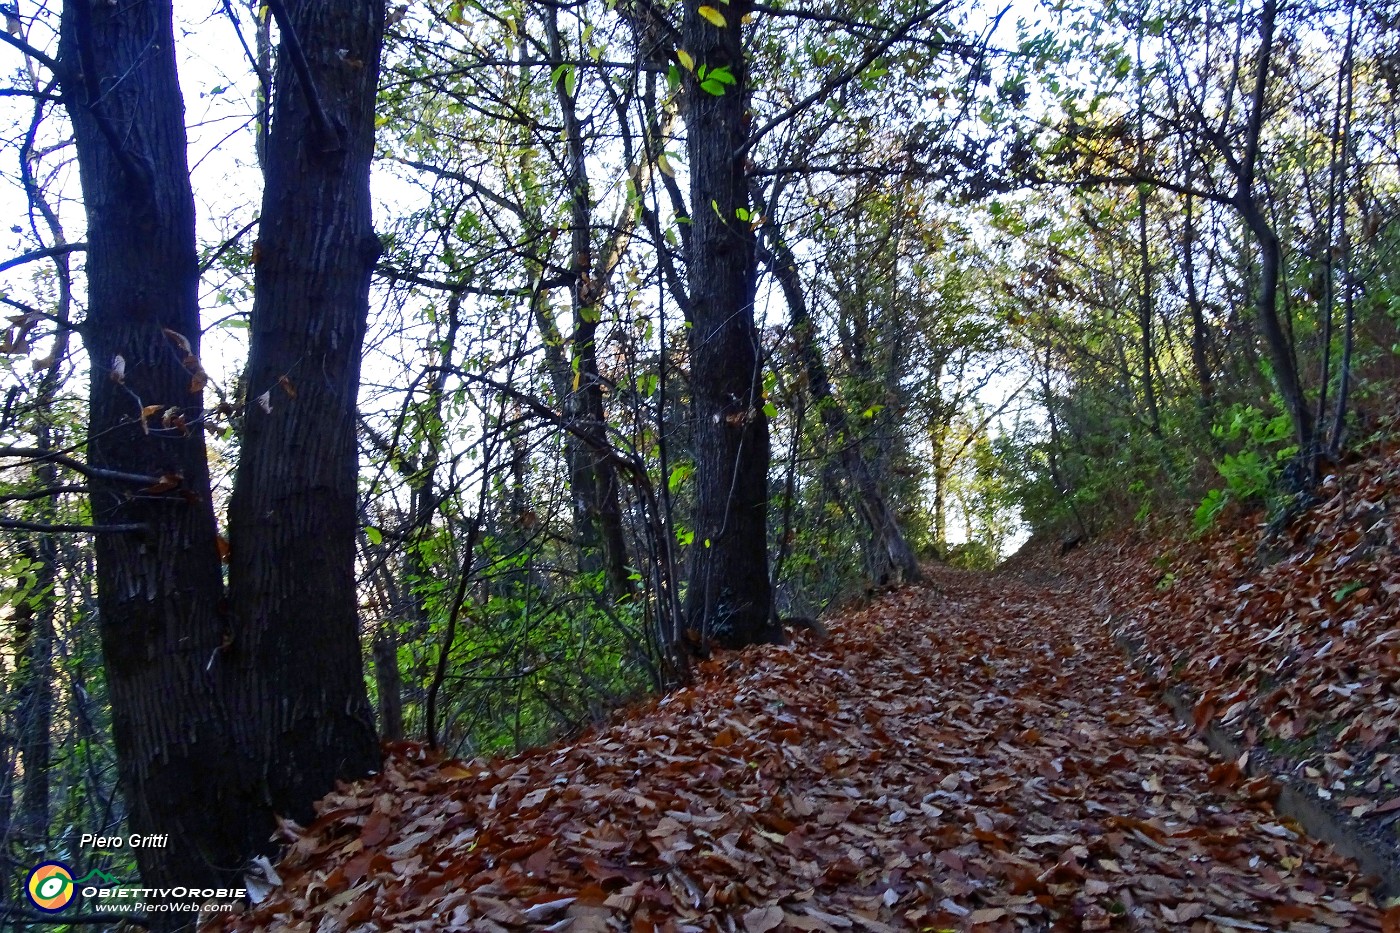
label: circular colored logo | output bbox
[26,861,75,912]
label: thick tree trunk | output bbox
[681,0,777,648]
[58,0,256,898]
[226,0,383,821]
[60,0,384,909]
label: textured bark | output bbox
[59,0,384,910]
[225,0,383,820]
[681,0,777,648]
[58,0,255,899]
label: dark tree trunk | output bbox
[58,0,256,899]
[14,462,57,839]
[763,225,921,586]
[680,0,777,648]
[58,0,384,911]
[1137,187,1161,435]
[226,0,383,821]
[1182,194,1215,413]
[1236,0,1313,458]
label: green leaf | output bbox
[762,402,778,418]
[366,526,383,545]
[1334,580,1365,601]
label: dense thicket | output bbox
[0,0,1395,915]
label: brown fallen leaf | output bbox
[742,905,784,933]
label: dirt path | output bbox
[226,571,1387,932]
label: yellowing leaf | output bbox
[697,5,726,27]
[676,48,695,72]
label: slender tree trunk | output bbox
[1137,187,1161,435]
[1235,0,1314,458]
[226,0,383,821]
[58,0,255,900]
[1182,194,1215,413]
[544,13,636,603]
[15,463,57,839]
[763,225,921,585]
[681,0,777,648]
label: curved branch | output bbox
[0,242,86,275]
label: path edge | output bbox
[1114,631,1400,901]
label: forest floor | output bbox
[221,549,1398,931]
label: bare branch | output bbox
[0,28,61,73]
[0,518,146,534]
[0,242,86,275]
[0,446,163,486]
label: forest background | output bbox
[0,0,1395,920]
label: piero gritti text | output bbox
[79,832,169,849]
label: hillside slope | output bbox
[216,569,1386,932]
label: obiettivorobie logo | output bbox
[24,860,245,915]
[25,862,118,912]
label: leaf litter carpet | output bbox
[223,571,1389,932]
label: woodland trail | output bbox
[227,569,1387,932]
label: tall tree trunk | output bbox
[1137,187,1161,436]
[59,0,384,909]
[543,10,635,603]
[1236,0,1314,458]
[1181,193,1215,414]
[58,0,255,898]
[226,0,383,822]
[681,0,777,648]
[763,224,921,586]
[15,457,57,839]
